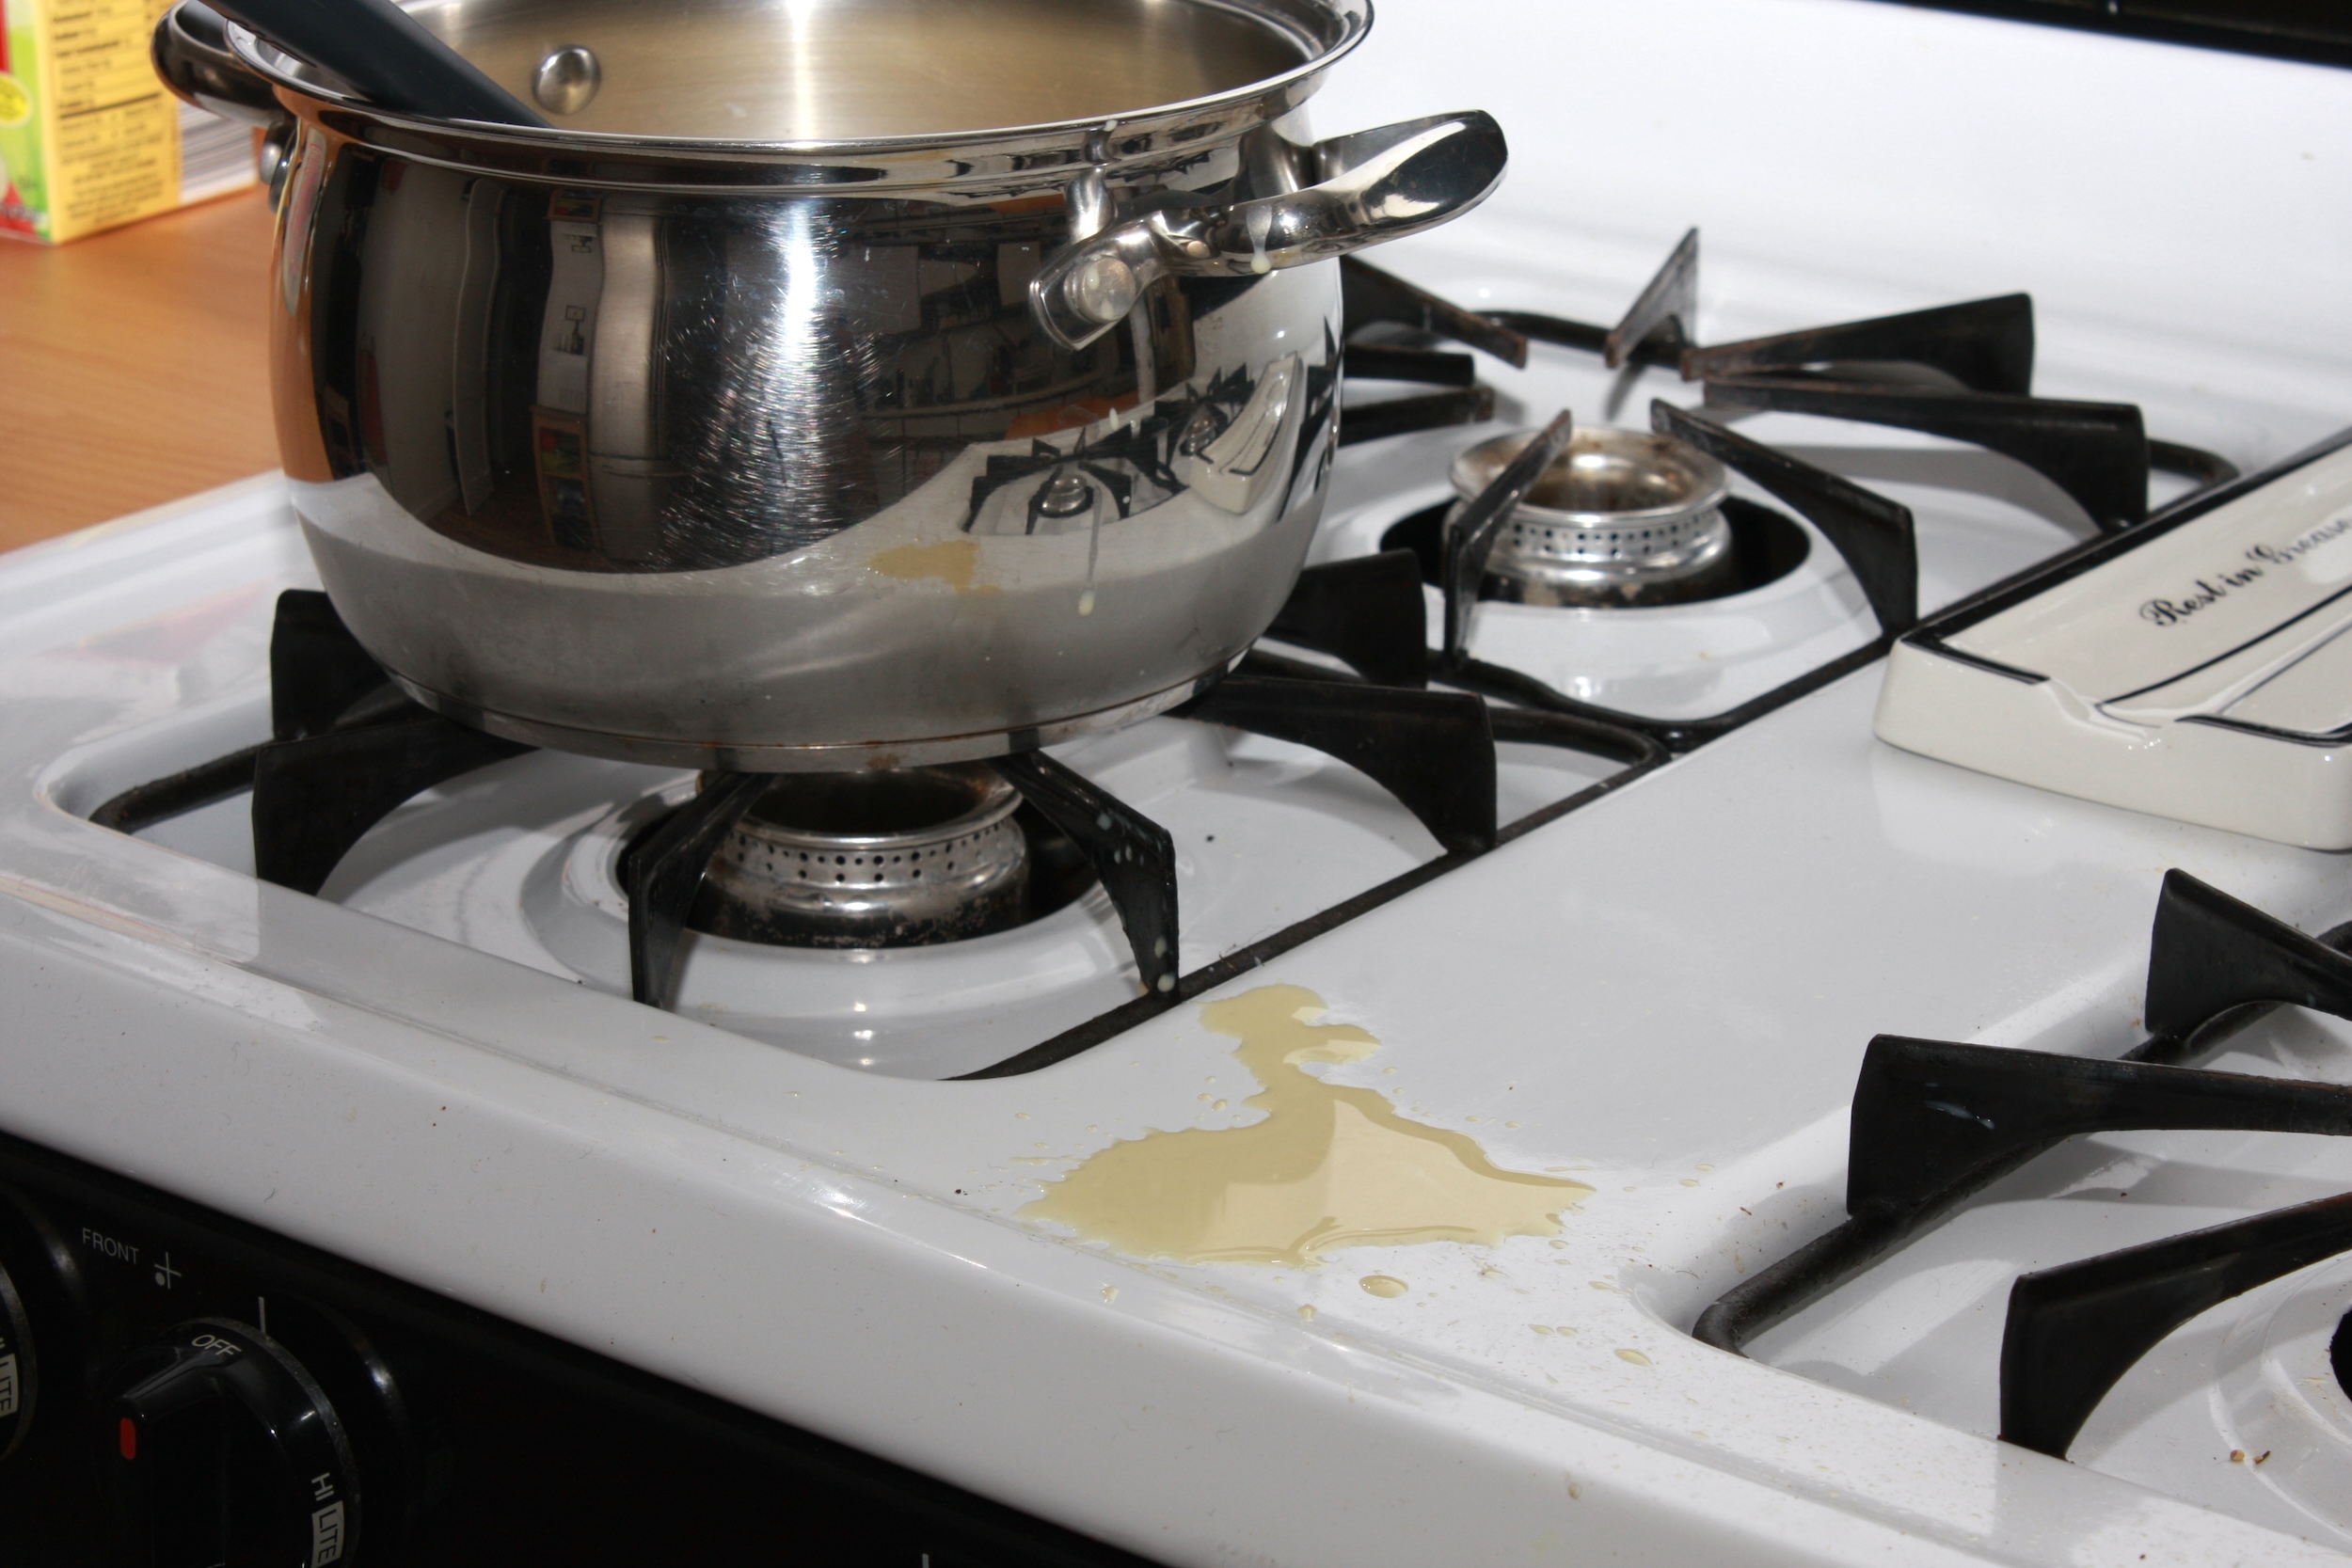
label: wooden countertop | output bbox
[0,189,279,554]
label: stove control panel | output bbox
[0,1131,1147,1568]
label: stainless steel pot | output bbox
[155,0,1505,770]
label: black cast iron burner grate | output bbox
[1693,870,2352,1461]
[88,589,1661,1073]
[1320,237,2237,753]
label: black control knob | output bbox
[0,1257,34,1463]
[0,1187,80,1471]
[105,1318,362,1567]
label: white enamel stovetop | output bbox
[5,2,2352,1564]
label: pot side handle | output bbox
[1029,110,1508,352]
[153,2,289,126]
[154,3,300,204]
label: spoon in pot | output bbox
[190,0,550,126]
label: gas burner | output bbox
[1447,426,1736,606]
[691,765,1032,949]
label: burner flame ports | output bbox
[693,765,1032,950]
[1446,427,1737,606]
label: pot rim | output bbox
[228,0,1370,166]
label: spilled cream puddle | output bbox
[1023,985,1593,1266]
[867,538,993,593]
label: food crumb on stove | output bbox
[1296,1305,1315,1322]
[1532,1323,1554,1335]
[1615,1349,1652,1367]
[2230,1449,2246,1463]
[2254,1450,2272,1465]
[1680,1179,1700,1187]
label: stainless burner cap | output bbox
[697,764,1028,948]
[1449,426,1734,606]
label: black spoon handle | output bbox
[197,0,548,126]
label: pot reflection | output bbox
[322,163,1196,574]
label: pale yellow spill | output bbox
[1616,1349,1652,1367]
[1022,985,1594,1267]
[868,538,993,593]
[1296,1305,1316,1323]
[1359,1274,1409,1298]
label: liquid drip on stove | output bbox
[1022,985,1592,1266]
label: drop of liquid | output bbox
[1246,202,1274,274]
[1359,1275,1409,1298]
[1616,1349,1652,1367]
[1022,985,1594,1266]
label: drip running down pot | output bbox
[1448,426,1735,606]
[694,765,1030,948]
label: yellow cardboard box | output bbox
[0,0,254,243]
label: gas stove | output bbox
[7,1,2352,1564]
